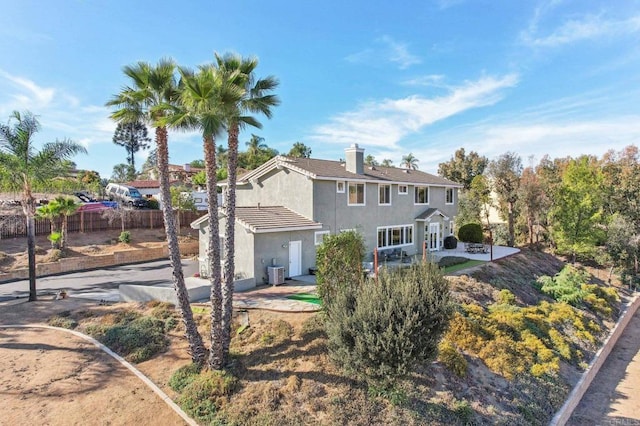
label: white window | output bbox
[348,182,365,206]
[378,184,391,205]
[446,188,454,205]
[377,225,414,249]
[414,186,429,204]
[336,181,345,193]
[449,221,455,236]
[314,230,330,246]
[398,185,408,195]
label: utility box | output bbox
[267,266,285,286]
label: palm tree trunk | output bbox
[222,123,240,363]
[204,135,224,369]
[22,187,37,301]
[156,126,206,365]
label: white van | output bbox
[105,183,147,208]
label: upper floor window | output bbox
[348,182,365,205]
[379,184,391,205]
[446,188,454,204]
[414,186,429,204]
[336,181,345,193]
[398,185,408,195]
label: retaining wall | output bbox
[550,294,640,426]
[0,241,199,283]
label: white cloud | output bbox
[309,74,519,148]
[0,70,56,112]
[345,35,421,69]
[402,74,447,88]
[521,13,640,48]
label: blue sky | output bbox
[1,0,639,179]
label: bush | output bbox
[458,223,483,243]
[48,231,62,249]
[87,315,168,363]
[536,265,589,306]
[178,370,238,424]
[437,256,468,268]
[443,235,458,249]
[118,231,131,244]
[47,312,78,329]
[316,230,365,306]
[146,198,159,209]
[325,262,453,389]
[169,363,202,392]
[438,340,468,377]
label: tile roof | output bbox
[237,156,462,187]
[191,206,322,234]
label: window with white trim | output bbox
[449,221,455,236]
[378,184,391,205]
[377,225,414,249]
[398,185,408,194]
[314,230,330,245]
[336,181,345,193]
[414,186,429,204]
[446,188,454,204]
[348,182,365,205]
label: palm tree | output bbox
[381,158,394,167]
[245,134,267,167]
[402,153,419,170]
[35,201,62,246]
[215,52,280,365]
[106,59,207,365]
[0,111,86,301]
[55,196,79,250]
[170,63,242,369]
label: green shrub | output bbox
[497,289,517,305]
[325,262,453,389]
[453,399,474,424]
[47,313,78,329]
[169,363,202,392]
[316,230,365,306]
[536,265,589,305]
[178,370,238,424]
[437,340,468,377]
[146,198,159,209]
[48,231,62,249]
[437,256,468,268]
[458,223,483,243]
[87,315,168,363]
[118,231,131,244]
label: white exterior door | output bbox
[428,222,440,251]
[288,240,302,276]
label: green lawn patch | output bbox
[286,293,322,305]
[443,260,485,274]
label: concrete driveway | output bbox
[0,259,198,302]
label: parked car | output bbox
[105,183,147,208]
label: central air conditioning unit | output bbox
[267,266,285,286]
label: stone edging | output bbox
[0,241,199,283]
[0,324,198,426]
[549,294,640,426]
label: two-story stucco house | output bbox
[191,144,462,287]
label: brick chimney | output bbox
[344,144,364,174]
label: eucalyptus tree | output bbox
[171,63,242,369]
[0,111,86,301]
[106,59,207,364]
[488,152,522,247]
[215,52,280,364]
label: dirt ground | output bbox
[568,308,640,426]
[0,228,197,273]
[0,299,191,426]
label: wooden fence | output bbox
[0,210,205,239]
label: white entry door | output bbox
[428,222,440,251]
[288,240,302,276]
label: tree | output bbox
[35,201,62,248]
[488,152,522,247]
[401,152,419,170]
[189,159,205,168]
[381,158,394,167]
[243,134,267,169]
[54,196,80,250]
[550,155,604,262]
[138,148,158,179]
[106,58,207,364]
[469,174,492,229]
[438,148,488,190]
[111,163,133,182]
[364,154,378,166]
[0,111,86,301]
[288,141,312,158]
[516,166,547,246]
[215,52,280,368]
[606,214,640,288]
[112,121,151,180]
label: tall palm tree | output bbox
[170,64,242,369]
[106,59,207,365]
[0,111,86,301]
[245,134,267,165]
[215,52,280,364]
[402,152,419,170]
